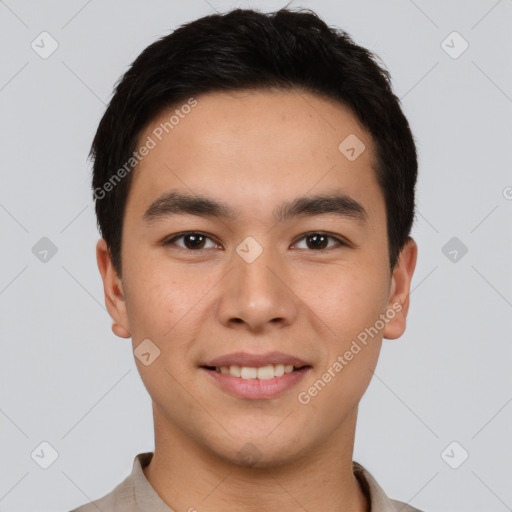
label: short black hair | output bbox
[90,7,417,277]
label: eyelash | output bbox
[162,231,348,252]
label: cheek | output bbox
[123,262,217,357]
[296,272,385,423]
[124,273,200,398]
[122,269,185,359]
[303,262,388,391]
[304,263,388,340]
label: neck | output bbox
[143,406,369,512]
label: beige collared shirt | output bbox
[70,452,423,512]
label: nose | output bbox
[215,243,299,333]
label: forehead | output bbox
[127,88,383,223]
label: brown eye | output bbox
[164,232,218,251]
[182,233,206,249]
[306,233,329,249]
[293,232,345,251]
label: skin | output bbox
[97,88,417,512]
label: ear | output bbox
[382,237,418,340]
[96,238,131,338]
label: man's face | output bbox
[98,89,416,466]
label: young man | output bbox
[72,6,420,512]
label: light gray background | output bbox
[1,1,511,511]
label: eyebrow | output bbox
[142,190,368,225]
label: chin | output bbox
[209,432,310,470]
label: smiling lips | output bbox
[201,351,312,399]
[201,351,310,379]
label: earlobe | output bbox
[112,321,131,338]
[382,237,418,340]
[96,238,131,339]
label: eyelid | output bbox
[163,231,221,250]
[292,232,348,250]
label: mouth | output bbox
[199,353,312,399]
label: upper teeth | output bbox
[216,364,295,380]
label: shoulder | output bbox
[353,461,425,512]
[67,453,153,512]
[68,474,133,512]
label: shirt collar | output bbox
[132,452,172,511]
[353,460,411,512]
[131,452,408,512]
